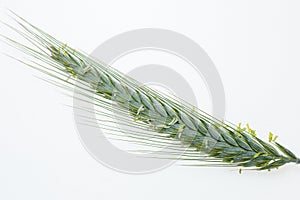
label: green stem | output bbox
[288,157,300,164]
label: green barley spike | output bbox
[1,12,299,171]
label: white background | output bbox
[1,0,300,199]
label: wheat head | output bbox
[2,12,299,171]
